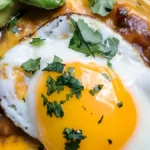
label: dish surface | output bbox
[0,0,150,150]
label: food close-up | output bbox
[0,0,150,150]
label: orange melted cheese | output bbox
[0,136,39,150]
[12,68,28,100]
[36,62,136,150]
[0,66,8,79]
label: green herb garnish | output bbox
[21,57,41,74]
[117,102,123,108]
[41,94,64,118]
[11,26,21,34]
[7,13,22,34]
[108,139,112,145]
[88,0,115,17]
[107,59,112,68]
[56,71,84,99]
[46,76,57,95]
[98,115,104,124]
[63,128,86,150]
[30,38,45,46]
[89,85,103,96]
[69,19,119,59]
[102,73,112,82]
[42,55,65,73]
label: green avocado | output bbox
[0,0,21,28]
[19,0,65,9]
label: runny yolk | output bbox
[12,68,28,100]
[35,62,137,150]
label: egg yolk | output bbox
[38,62,137,149]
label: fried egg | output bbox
[0,14,150,150]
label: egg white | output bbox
[0,14,150,149]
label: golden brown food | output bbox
[0,0,150,149]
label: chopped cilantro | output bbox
[117,102,123,108]
[108,139,112,145]
[42,56,65,73]
[65,141,80,150]
[46,76,57,95]
[107,59,112,68]
[21,57,41,74]
[102,73,112,82]
[63,128,86,150]
[11,26,21,34]
[137,2,141,6]
[30,38,45,46]
[68,67,75,77]
[63,128,86,141]
[22,98,26,102]
[82,106,86,111]
[8,104,17,111]
[41,94,64,118]
[89,85,103,96]
[88,0,115,17]
[60,94,70,104]
[60,100,67,105]
[66,94,70,101]
[53,55,63,63]
[57,85,64,93]
[98,115,104,124]
[69,19,119,59]
[56,71,84,99]
[7,13,22,34]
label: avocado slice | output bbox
[0,0,21,28]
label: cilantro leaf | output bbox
[117,102,123,108]
[42,56,65,73]
[108,139,112,145]
[63,128,86,150]
[63,128,86,141]
[41,94,48,106]
[89,85,103,96]
[69,19,119,59]
[11,26,21,34]
[89,0,115,17]
[21,57,41,74]
[107,59,112,68]
[7,13,22,34]
[41,94,64,118]
[46,76,57,95]
[69,18,92,57]
[102,73,112,82]
[98,115,104,124]
[53,55,63,63]
[65,141,80,150]
[56,72,84,99]
[68,67,75,77]
[30,38,45,46]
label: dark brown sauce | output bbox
[115,5,150,66]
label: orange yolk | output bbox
[35,62,137,150]
[12,68,28,100]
